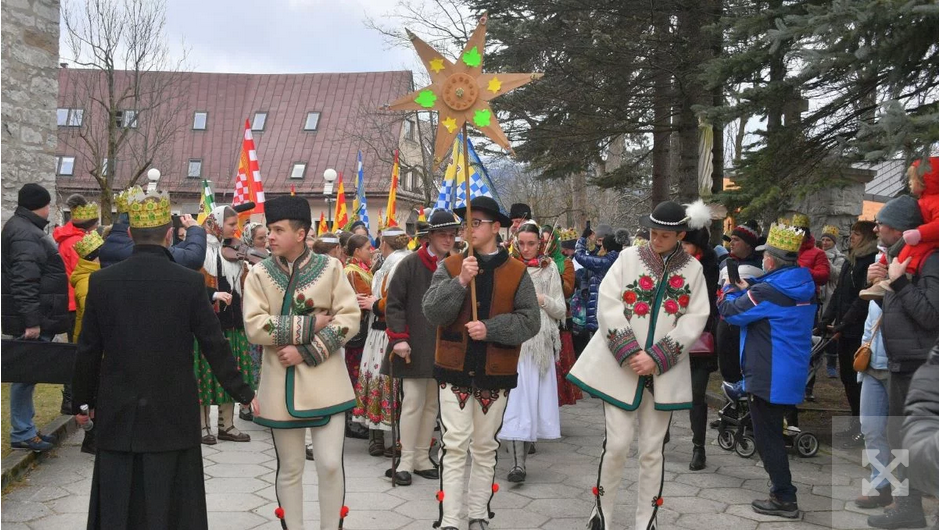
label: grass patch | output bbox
[1,383,65,458]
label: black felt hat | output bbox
[639,201,692,232]
[455,196,511,227]
[427,209,462,231]
[509,203,532,220]
[265,196,311,226]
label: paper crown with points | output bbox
[764,223,805,257]
[559,229,578,242]
[114,186,144,214]
[127,189,172,228]
[821,225,840,238]
[790,212,811,229]
[71,202,100,222]
[74,231,104,259]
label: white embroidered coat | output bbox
[243,249,361,428]
[568,243,709,410]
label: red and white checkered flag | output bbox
[232,119,265,213]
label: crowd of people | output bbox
[0,156,937,530]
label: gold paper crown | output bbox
[559,229,578,242]
[127,189,172,228]
[821,225,839,238]
[74,231,104,258]
[790,212,810,228]
[71,202,100,222]
[765,223,805,255]
[114,186,143,214]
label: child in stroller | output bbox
[714,334,830,459]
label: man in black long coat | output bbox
[71,190,254,530]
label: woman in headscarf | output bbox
[238,221,270,418]
[343,234,375,444]
[193,206,253,444]
[499,221,566,483]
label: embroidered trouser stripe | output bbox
[595,389,672,529]
[399,378,440,473]
[436,383,509,529]
[271,415,345,530]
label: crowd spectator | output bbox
[1,184,71,452]
[715,221,763,385]
[867,195,938,530]
[818,225,846,378]
[574,227,627,336]
[854,299,892,509]
[791,213,831,289]
[821,221,878,445]
[901,337,939,502]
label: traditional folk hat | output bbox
[509,203,532,220]
[427,209,462,232]
[127,189,172,229]
[415,221,431,237]
[640,199,711,233]
[757,223,805,260]
[790,212,811,229]
[71,202,100,222]
[454,196,511,227]
[74,231,105,259]
[821,225,840,241]
[265,196,311,226]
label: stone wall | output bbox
[1,0,60,226]
[786,166,874,250]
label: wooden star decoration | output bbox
[383,13,543,167]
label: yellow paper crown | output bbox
[74,231,104,258]
[71,202,100,222]
[128,189,172,228]
[559,229,578,242]
[777,216,791,226]
[821,225,839,238]
[790,212,810,229]
[114,186,143,214]
[765,223,805,255]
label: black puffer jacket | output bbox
[882,251,939,372]
[822,246,878,339]
[902,339,939,496]
[1,207,70,336]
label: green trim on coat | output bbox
[566,373,643,412]
[285,365,355,418]
[253,415,333,429]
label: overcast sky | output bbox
[61,0,423,74]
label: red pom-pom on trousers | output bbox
[340,506,350,518]
[436,490,445,502]
[274,507,285,519]
[492,483,500,493]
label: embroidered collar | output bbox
[638,242,691,279]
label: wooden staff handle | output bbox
[462,123,478,321]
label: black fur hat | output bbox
[265,196,311,226]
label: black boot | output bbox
[752,495,800,519]
[868,493,927,529]
[60,387,73,416]
[80,428,96,455]
[689,445,706,471]
[345,411,369,439]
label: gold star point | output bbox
[487,77,502,94]
[443,116,458,133]
[429,58,445,74]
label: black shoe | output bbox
[840,432,865,449]
[239,407,253,422]
[689,446,706,471]
[60,398,73,416]
[80,430,96,455]
[305,444,314,461]
[855,486,892,509]
[752,496,800,519]
[867,497,927,529]
[346,423,369,440]
[709,419,721,429]
[384,468,412,486]
[11,436,53,452]
[507,465,526,483]
[413,468,439,480]
[528,443,536,455]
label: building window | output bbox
[404,120,415,141]
[188,159,202,178]
[57,108,83,127]
[303,112,320,131]
[252,112,267,131]
[56,156,76,176]
[290,163,307,180]
[193,111,208,130]
[117,110,138,128]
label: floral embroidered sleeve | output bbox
[595,252,643,367]
[608,327,642,365]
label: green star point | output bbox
[473,108,492,128]
[415,90,437,108]
[462,46,482,68]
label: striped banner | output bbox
[233,119,266,213]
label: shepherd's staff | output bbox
[388,346,410,487]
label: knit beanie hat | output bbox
[18,183,51,211]
[730,220,760,248]
[876,195,923,232]
[595,224,614,240]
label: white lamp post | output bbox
[323,168,337,230]
[146,168,161,193]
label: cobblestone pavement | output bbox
[0,396,914,529]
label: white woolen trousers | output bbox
[399,378,439,473]
[593,389,672,530]
[436,383,509,529]
[271,414,345,530]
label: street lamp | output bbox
[323,168,337,230]
[146,168,161,193]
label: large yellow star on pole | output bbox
[383,13,543,167]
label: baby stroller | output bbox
[715,335,831,459]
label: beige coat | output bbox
[568,243,709,411]
[243,249,361,428]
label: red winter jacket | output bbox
[913,156,939,244]
[798,236,830,289]
[53,222,86,312]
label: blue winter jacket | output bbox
[100,218,207,270]
[718,265,817,405]
[574,237,619,332]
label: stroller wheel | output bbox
[718,429,736,451]
[795,433,819,458]
[735,434,757,458]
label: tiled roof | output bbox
[859,159,907,200]
[56,69,415,196]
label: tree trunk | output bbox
[676,0,706,203]
[651,8,672,206]
[572,171,587,229]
